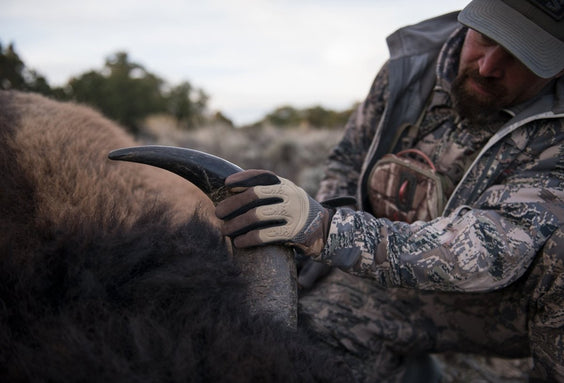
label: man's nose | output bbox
[478,45,512,78]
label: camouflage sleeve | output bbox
[314,150,564,292]
[315,62,390,203]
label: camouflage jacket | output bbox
[314,13,564,292]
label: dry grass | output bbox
[140,115,343,197]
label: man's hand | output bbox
[215,169,332,257]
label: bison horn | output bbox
[108,145,242,204]
[108,145,298,329]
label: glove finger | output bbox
[229,203,301,247]
[216,187,283,220]
[225,169,281,188]
[232,225,288,248]
[232,229,264,248]
[216,187,258,220]
[223,207,286,241]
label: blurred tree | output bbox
[68,52,167,133]
[167,81,193,124]
[193,88,209,125]
[304,105,331,127]
[259,103,357,129]
[304,105,355,129]
[265,105,301,127]
[0,42,58,96]
[212,111,234,128]
[166,81,209,130]
[0,42,26,90]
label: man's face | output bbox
[452,29,554,122]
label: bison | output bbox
[0,90,352,382]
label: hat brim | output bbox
[458,0,564,79]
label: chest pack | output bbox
[366,90,448,223]
[367,148,446,223]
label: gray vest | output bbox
[358,12,460,211]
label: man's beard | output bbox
[451,68,507,125]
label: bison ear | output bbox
[109,145,243,204]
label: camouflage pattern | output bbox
[300,226,563,381]
[366,150,448,223]
[304,15,564,383]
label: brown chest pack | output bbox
[367,149,446,223]
[366,92,447,223]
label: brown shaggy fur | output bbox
[0,91,352,382]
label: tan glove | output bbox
[215,169,333,257]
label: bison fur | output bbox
[0,90,351,382]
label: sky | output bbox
[1,0,469,126]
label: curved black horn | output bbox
[109,145,243,203]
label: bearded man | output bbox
[215,0,564,381]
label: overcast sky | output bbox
[1,0,469,125]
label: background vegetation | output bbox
[0,42,353,196]
[1,43,212,134]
